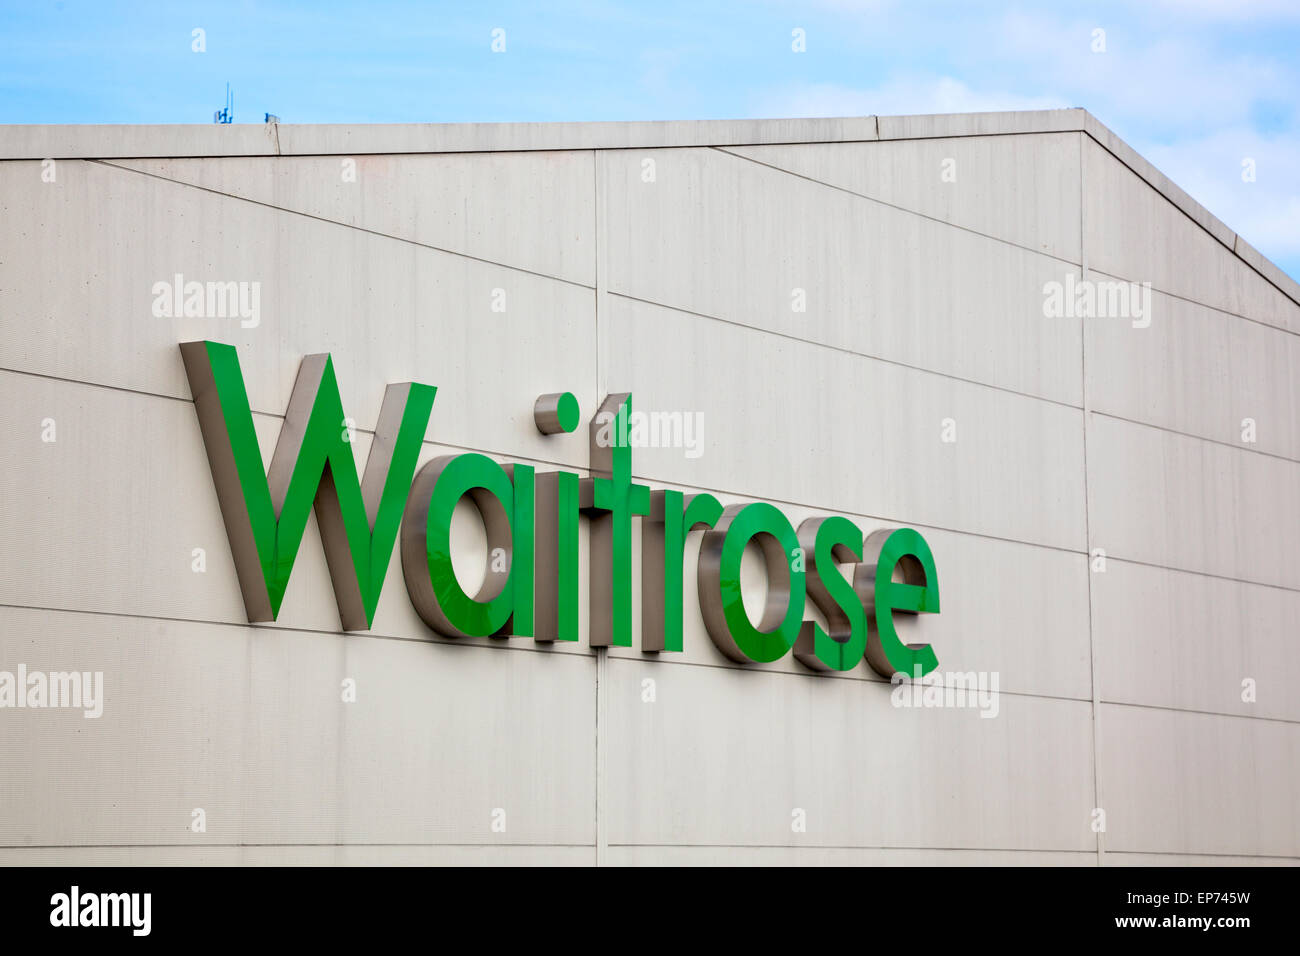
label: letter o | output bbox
[697,502,806,662]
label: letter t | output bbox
[582,393,650,647]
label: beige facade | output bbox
[1,109,1297,864]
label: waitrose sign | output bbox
[181,341,941,678]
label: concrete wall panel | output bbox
[1098,704,1300,857]
[1086,287,1300,459]
[603,657,1097,851]
[1093,560,1300,721]
[110,151,597,286]
[728,132,1082,261]
[0,158,597,467]
[0,606,596,848]
[600,147,1084,405]
[603,294,1087,551]
[1087,413,1300,589]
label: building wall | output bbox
[1,115,1297,864]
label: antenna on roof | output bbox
[213,83,233,124]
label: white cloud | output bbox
[756,75,1068,119]
[1143,127,1300,266]
[992,11,1291,135]
[1146,0,1300,21]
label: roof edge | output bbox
[2,108,1296,307]
[1075,111,1300,309]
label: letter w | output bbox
[180,341,436,629]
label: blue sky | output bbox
[2,0,1297,279]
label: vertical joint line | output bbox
[1078,131,1105,867]
[592,147,608,867]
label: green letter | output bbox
[793,516,867,671]
[698,503,806,663]
[861,527,940,677]
[400,453,533,638]
[582,394,650,647]
[180,341,435,630]
[535,471,580,642]
[642,489,722,652]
